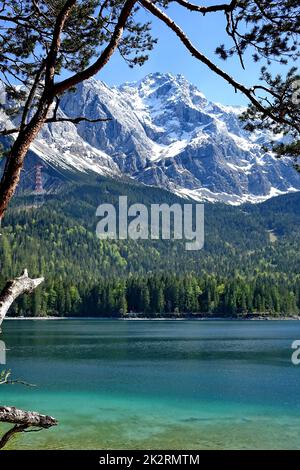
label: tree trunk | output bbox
[0,406,57,450]
[0,99,52,220]
[0,270,44,328]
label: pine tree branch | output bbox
[47,116,112,125]
[0,116,111,136]
[172,0,238,14]
[140,0,300,133]
[53,0,137,95]
[44,0,77,88]
[20,61,46,130]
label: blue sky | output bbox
[97,3,292,106]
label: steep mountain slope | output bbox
[1,73,300,204]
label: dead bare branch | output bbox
[0,270,44,327]
[0,406,57,449]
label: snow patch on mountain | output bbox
[1,72,300,204]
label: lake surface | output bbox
[1,319,300,450]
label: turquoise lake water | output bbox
[1,319,300,450]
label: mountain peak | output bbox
[119,72,205,99]
[2,73,300,205]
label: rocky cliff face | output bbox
[2,72,300,204]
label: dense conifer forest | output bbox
[1,178,299,318]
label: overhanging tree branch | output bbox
[0,0,138,220]
[172,0,238,14]
[45,0,78,88]
[0,0,299,220]
[0,116,111,136]
[54,0,137,94]
[0,1,78,220]
[140,0,300,133]
[20,61,46,131]
[47,116,112,125]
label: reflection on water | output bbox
[1,319,300,449]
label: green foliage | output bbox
[0,1,155,91]
[80,272,299,317]
[214,0,300,160]
[215,1,300,64]
[1,181,299,318]
[240,67,300,163]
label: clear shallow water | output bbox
[1,319,300,450]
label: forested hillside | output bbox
[1,177,299,317]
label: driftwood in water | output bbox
[0,269,44,327]
[0,406,57,449]
[0,406,57,427]
[0,270,54,449]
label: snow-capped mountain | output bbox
[3,72,300,204]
